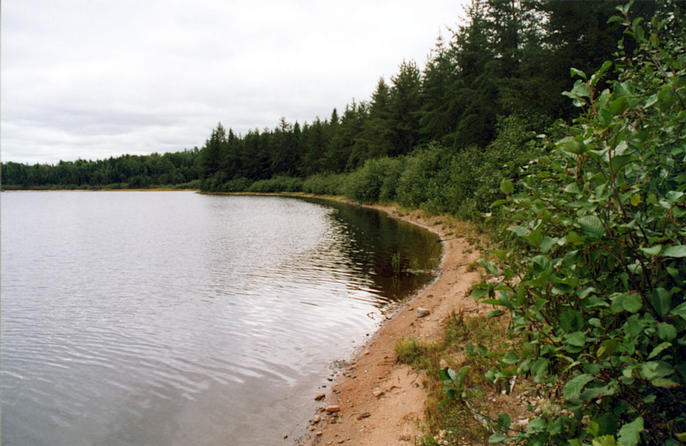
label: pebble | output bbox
[357,412,371,420]
[315,393,326,401]
[417,307,430,318]
[516,418,529,427]
[326,405,341,413]
[372,389,384,398]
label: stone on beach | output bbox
[416,307,430,318]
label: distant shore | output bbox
[0,187,199,192]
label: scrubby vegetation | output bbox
[470,7,686,444]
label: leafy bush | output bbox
[473,7,686,444]
[396,144,458,212]
[247,175,303,193]
[221,177,252,192]
[343,157,405,203]
[301,173,347,195]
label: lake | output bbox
[0,191,440,445]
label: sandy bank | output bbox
[297,201,486,446]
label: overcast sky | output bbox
[1,0,469,164]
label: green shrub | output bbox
[221,177,252,192]
[396,144,458,212]
[343,157,405,203]
[247,176,303,193]
[473,8,686,444]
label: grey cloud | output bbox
[1,0,466,164]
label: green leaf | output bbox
[565,331,587,347]
[581,383,618,400]
[563,373,594,400]
[611,293,643,314]
[531,359,549,381]
[488,309,505,319]
[540,236,556,253]
[648,342,673,359]
[570,67,587,79]
[640,245,662,256]
[560,310,584,332]
[598,339,620,357]
[578,215,605,239]
[571,80,592,98]
[497,412,511,429]
[593,435,618,446]
[588,420,600,437]
[532,255,552,275]
[477,259,499,275]
[651,377,680,388]
[500,179,514,195]
[447,367,458,381]
[489,432,508,444]
[508,225,530,237]
[567,231,585,246]
[662,245,686,257]
[617,417,644,446]
[639,361,674,380]
[557,136,587,154]
[623,294,642,313]
[471,287,489,299]
[501,352,519,365]
[670,302,686,320]
[657,323,677,341]
[527,416,547,433]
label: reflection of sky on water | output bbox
[1,192,440,446]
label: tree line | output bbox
[1,149,201,190]
[2,1,681,191]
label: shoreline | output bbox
[291,198,485,446]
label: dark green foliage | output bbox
[396,144,456,211]
[247,176,303,193]
[343,157,405,203]
[301,173,346,196]
[473,7,686,443]
[1,149,201,190]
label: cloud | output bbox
[1,0,467,164]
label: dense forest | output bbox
[0,149,201,190]
[3,0,680,194]
[3,1,685,443]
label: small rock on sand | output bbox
[326,405,341,413]
[315,393,326,401]
[416,307,430,318]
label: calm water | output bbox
[1,191,440,446]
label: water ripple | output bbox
[1,192,440,446]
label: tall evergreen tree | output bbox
[361,78,394,158]
[389,60,422,156]
[201,123,227,179]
